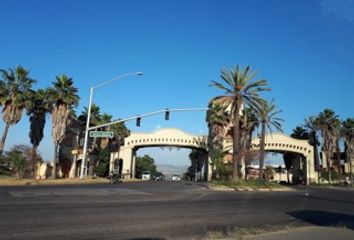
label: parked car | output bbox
[172,174,181,181]
[141,171,151,180]
[153,172,165,181]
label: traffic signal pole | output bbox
[88,107,208,131]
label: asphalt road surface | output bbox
[0,181,353,239]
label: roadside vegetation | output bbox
[135,154,157,178]
[0,64,352,186]
[0,65,130,181]
[211,179,283,191]
[208,65,353,187]
[204,226,266,240]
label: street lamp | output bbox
[79,71,143,179]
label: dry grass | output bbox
[211,179,285,191]
[203,227,266,240]
[0,176,141,186]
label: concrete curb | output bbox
[242,226,354,240]
[207,184,295,192]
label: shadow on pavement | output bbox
[306,195,354,205]
[124,238,166,240]
[287,210,354,230]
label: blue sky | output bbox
[0,0,353,166]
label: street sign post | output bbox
[89,131,114,138]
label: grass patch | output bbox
[211,179,284,190]
[312,182,354,188]
[204,226,266,240]
[0,176,110,186]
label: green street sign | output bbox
[89,131,114,138]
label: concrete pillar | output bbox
[130,151,136,179]
[306,153,317,184]
[292,156,300,184]
[207,155,212,181]
[109,152,117,173]
[131,155,136,179]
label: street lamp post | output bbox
[79,71,143,179]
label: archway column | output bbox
[131,154,136,179]
[109,152,116,173]
[207,155,212,181]
[305,153,317,184]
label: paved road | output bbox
[0,182,353,239]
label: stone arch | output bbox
[110,128,210,180]
[223,132,316,184]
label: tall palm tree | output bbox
[98,113,112,149]
[27,89,51,179]
[341,118,354,184]
[316,108,338,183]
[78,103,102,127]
[78,104,103,177]
[257,99,283,179]
[332,118,343,181]
[189,149,208,181]
[0,66,36,152]
[240,108,259,179]
[206,103,231,180]
[290,126,309,140]
[48,74,79,179]
[206,103,230,150]
[210,65,269,182]
[304,116,320,173]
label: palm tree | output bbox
[304,116,320,173]
[332,118,343,182]
[98,113,112,149]
[0,66,36,152]
[78,103,101,127]
[78,104,103,177]
[240,108,259,179]
[257,99,283,179]
[290,126,309,140]
[27,89,51,179]
[48,74,79,179]
[341,118,354,184]
[189,149,208,181]
[316,108,338,183]
[283,152,295,183]
[210,65,269,181]
[206,103,230,150]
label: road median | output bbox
[208,180,294,192]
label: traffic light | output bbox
[165,109,170,120]
[136,117,141,127]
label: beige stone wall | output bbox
[110,128,210,180]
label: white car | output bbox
[141,171,151,180]
[172,174,181,181]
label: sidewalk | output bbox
[243,226,354,240]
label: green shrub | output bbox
[94,162,109,177]
[7,151,27,179]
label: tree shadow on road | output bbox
[287,210,354,230]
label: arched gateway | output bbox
[110,128,210,180]
[224,132,317,184]
[110,129,317,184]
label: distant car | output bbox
[141,171,151,180]
[172,174,181,181]
[153,172,164,181]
